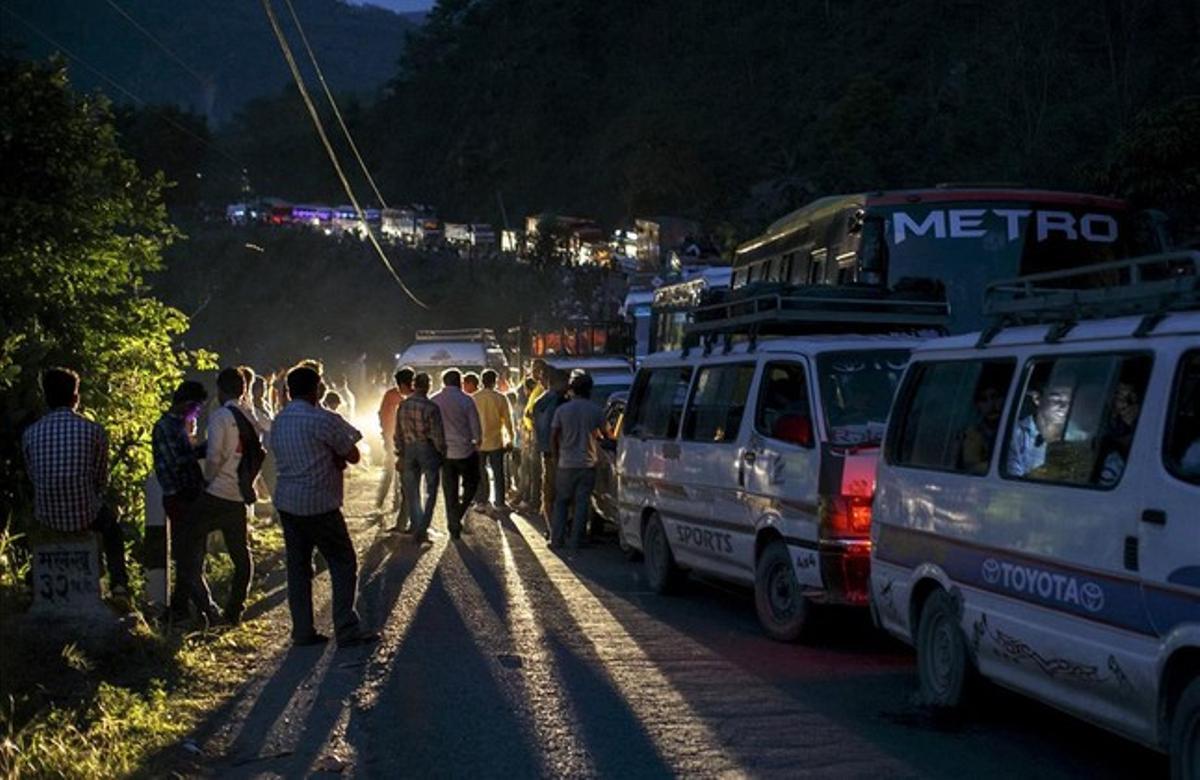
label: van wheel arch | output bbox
[1160,648,1200,750]
[754,526,784,564]
[909,577,944,639]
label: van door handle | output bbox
[743,451,757,464]
[1141,509,1166,526]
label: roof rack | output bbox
[682,283,948,352]
[414,328,497,343]
[978,251,1199,345]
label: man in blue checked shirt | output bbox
[270,363,378,649]
[151,379,215,622]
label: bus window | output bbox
[809,248,827,284]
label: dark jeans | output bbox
[184,492,253,617]
[402,442,442,535]
[163,493,211,616]
[279,509,362,641]
[441,454,480,534]
[479,449,506,507]
[90,504,128,588]
[552,467,596,549]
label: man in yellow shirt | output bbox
[473,369,515,511]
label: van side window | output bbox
[1001,354,1152,489]
[755,362,814,448]
[682,364,755,443]
[1164,349,1200,486]
[889,360,1015,475]
[626,366,692,439]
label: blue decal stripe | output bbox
[875,524,1180,637]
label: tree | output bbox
[0,57,212,539]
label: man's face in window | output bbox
[1033,383,1073,439]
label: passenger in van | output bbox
[763,378,812,446]
[1097,381,1142,487]
[960,384,1004,475]
[1007,381,1073,477]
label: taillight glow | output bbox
[821,494,873,537]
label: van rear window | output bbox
[626,366,693,439]
[817,350,909,447]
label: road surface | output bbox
[176,467,1166,778]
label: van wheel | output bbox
[643,514,682,593]
[1170,677,1200,780]
[754,540,809,642]
[917,589,973,709]
[618,526,641,561]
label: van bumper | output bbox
[818,539,872,606]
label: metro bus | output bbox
[731,186,1167,332]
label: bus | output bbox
[731,186,1166,332]
[650,266,733,353]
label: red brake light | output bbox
[821,494,873,537]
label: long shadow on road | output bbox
[537,526,1167,779]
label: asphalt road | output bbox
[185,467,1167,778]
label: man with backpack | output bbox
[183,367,264,626]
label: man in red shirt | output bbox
[375,367,414,513]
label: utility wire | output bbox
[259,0,428,308]
[281,0,388,209]
[100,0,213,91]
[0,4,244,171]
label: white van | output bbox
[396,329,508,391]
[870,254,1200,774]
[618,331,920,640]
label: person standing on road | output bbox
[393,372,446,541]
[431,369,482,540]
[151,380,213,622]
[376,367,414,513]
[22,367,129,596]
[533,368,568,538]
[473,369,514,513]
[271,364,378,648]
[518,361,547,513]
[185,367,260,626]
[550,373,605,549]
[463,372,480,396]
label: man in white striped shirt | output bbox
[271,363,378,649]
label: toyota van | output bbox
[870,254,1199,776]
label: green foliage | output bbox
[0,57,213,540]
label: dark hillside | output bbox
[2,0,414,123]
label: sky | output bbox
[356,0,434,13]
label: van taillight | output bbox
[821,495,873,537]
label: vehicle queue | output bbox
[383,186,1196,777]
[604,250,1198,779]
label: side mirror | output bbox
[773,414,814,448]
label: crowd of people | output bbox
[19,355,609,647]
[374,358,607,551]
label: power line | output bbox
[99,0,213,91]
[0,3,245,171]
[259,0,428,309]
[281,0,389,209]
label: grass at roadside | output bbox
[0,518,286,780]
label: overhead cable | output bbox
[259,0,428,309]
[281,0,389,209]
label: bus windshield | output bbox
[817,349,910,447]
[873,201,1153,331]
